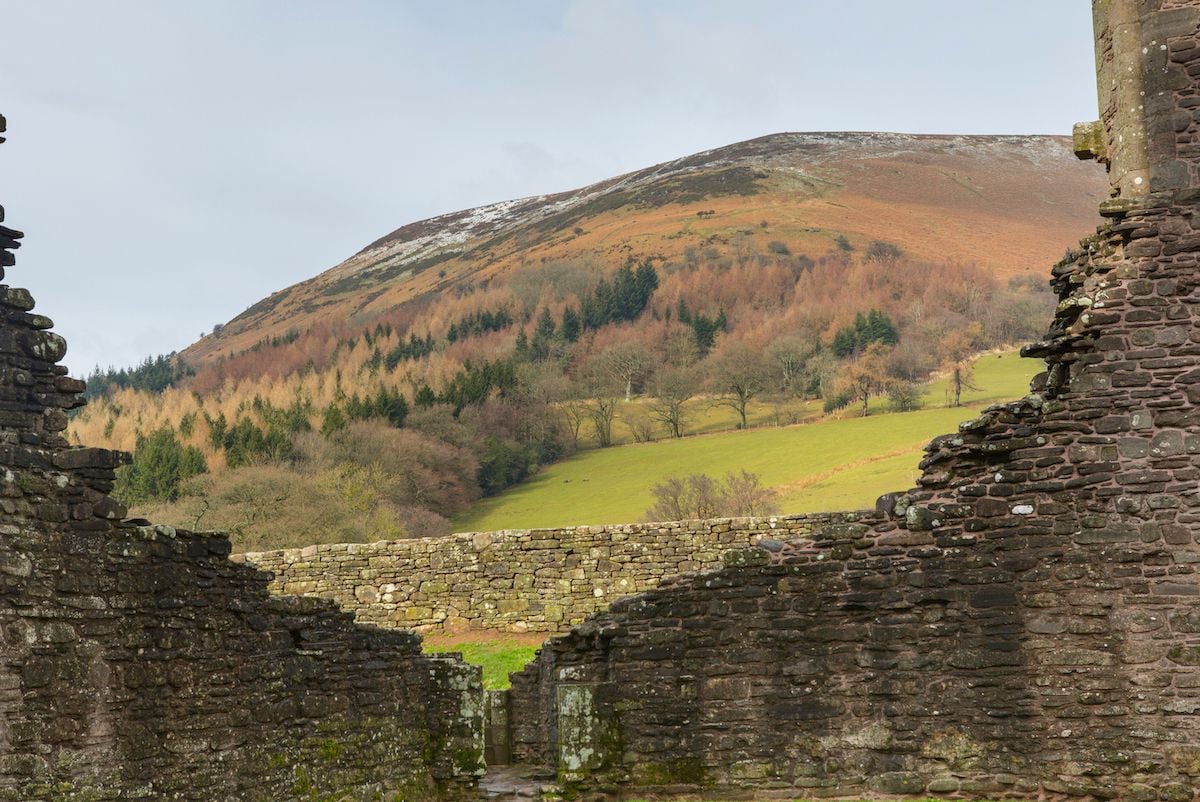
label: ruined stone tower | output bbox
[505,3,1200,798]
[0,115,485,802]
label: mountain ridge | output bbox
[188,130,1104,365]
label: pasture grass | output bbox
[422,631,544,689]
[454,351,1037,532]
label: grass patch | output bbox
[454,352,1037,532]
[423,632,542,690]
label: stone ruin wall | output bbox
[1,2,1198,800]
[500,2,1200,799]
[236,513,868,633]
[0,119,484,801]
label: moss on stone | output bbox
[629,757,708,786]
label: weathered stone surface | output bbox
[241,513,864,632]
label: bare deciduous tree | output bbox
[660,322,700,368]
[941,322,984,407]
[597,341,655,401]
[710,343,770,429]
[580,356,622,447]
[589,397,618,447]
[649,367,699,439]
[561,400,589,447]
[767,335,817,395]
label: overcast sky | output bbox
[3,0,1096,374]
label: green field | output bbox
[454,352,1037,532]
[423,633,544,689]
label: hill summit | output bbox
[187,131,1105,363]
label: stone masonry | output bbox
[502,3,1200,799]
[236,513,868,633]
[6,2,1200,801]
[0,115,484,800]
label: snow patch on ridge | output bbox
[327,132,1074,286]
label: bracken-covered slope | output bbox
[186,132,1106,363]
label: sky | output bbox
[2,0,1097,375]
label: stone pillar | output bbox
[425,655,488,784]
[1076,0,1200,211]
[555,684,604,783]
[484,689,512,766]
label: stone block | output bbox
[869,772,924,795]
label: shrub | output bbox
[315,422,481,517]
[823,390,853,413]
[114,427,207,505]
[644,470,780,521]
[767,240,791,256]
[623,410,655,443]
[140,465,358,551]
[721,470,781,517]
[888,381,925,412]
[864,240,903,262]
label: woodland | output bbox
[73,237,1053,551]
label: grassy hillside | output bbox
[454,352,1035,531]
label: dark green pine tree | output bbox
[413,384,437,408]
[676,298,692,324]
[866,309,898,345]
[634,258,659,309]
[114,427,207,504]
[831,327,857,357]
[585,278,614,329]
[560,306,581,342]
[612,261,640,321]
[321,404,346,436]
[531,308,556,360]
[514,328,531,360]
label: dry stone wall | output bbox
[236,514,867,633]
[0,113,484,801]
[504,2,1200,799]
